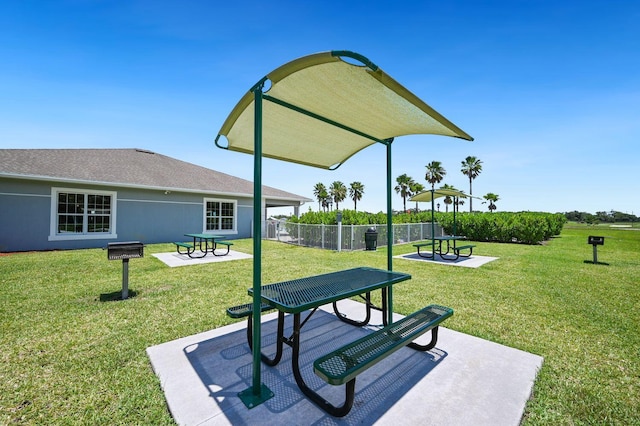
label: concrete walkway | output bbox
[147,299,542,425]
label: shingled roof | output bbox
[0,148,310,202]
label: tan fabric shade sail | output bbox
[411,188,476,239]
[411,188,474,202]
[216,51,473,169]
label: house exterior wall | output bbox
[0,177,255,252]
[1,179,52,252]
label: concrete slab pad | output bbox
[395,252,499,268]
[147,300,542,425]
[152,250,252,268]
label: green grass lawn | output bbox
[1,227,639,424]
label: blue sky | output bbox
[2,1,639,216]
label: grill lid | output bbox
[107,241,144,260]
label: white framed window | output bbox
[49,187,117,241]
[204,198,237,234]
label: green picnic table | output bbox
[414,235,476,260]
[230,267,453,416]
[174,233,231,258]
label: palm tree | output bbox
[461,156,483,212]
[394,174,415,213]
[410,182,425,212]
[319,189,330,212]
[425,161,446,190]
[329,181,347,210]
[439,183,457,213]
[348,181,365,211]
[313,183,326,211]
[483,193,499,212]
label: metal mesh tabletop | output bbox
[250,267,411,313]
[184,233,223,239]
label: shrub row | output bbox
[289,210,566,244]
[436,211,566,244]
[290,209,387,225]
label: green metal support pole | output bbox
[386,140,393,325]
[453,196,457,236]
[431,189,435,244]
[238,82,273,408]
[252,84,263,396]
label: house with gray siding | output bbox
[0,149,310,252]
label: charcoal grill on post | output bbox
[107,241,144,299]
[587,236,604,264]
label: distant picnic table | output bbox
[414,235,475,261]
[174,233,233,258]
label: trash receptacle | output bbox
[364,227,378,251]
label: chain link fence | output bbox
[265,220,444,251]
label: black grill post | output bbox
[587,236,604,264]
[107,241,144,299]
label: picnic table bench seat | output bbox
[174,241,194,249]
[174,241,195,255]
[413,241,435,258]
[413,242,435,248]
[226,302,275,319]
[453,244,475,257]
[213,240,233,256]
[226,302,277,351]
[312,304,453,416]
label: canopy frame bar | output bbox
[262,93,388,170]
[264,94,386,145]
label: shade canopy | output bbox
[214,50,473,408]
[216,51,473,169]
[411,188,474,202]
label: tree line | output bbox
[396,156,499,213]
[311,156,501,213]
[565,210,638,224]
[313,181,364,212]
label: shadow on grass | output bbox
[583,260,610,266]
[99,290,138,302]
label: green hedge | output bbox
[436,211,566,244]
[289,210,566,244]
[289,210,387,225]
